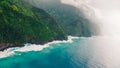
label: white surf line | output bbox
[0,36,79,59]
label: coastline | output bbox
[0,36,79,58]
[0,37,67,51]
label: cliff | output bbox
[0,0,67,51]
[26,0,99,37]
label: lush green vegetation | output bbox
[0,0,66,48]
[27,0,92,37]
[45,4,92,37]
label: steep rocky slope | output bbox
[0,0,66,51]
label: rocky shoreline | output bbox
[0,37,66,51]
[0,43,22,51]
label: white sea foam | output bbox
[0,36,79,58]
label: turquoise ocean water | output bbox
[0,38,95,68]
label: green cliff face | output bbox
[25,0,92,37]
[0,0,66,48]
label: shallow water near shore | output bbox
[0,37,91,68]
[0,36,120,68]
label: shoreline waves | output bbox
[0,36,79,59]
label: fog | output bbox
[61,0,120,68]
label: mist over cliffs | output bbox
[24,0,100,37]
[0,0,100,51]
